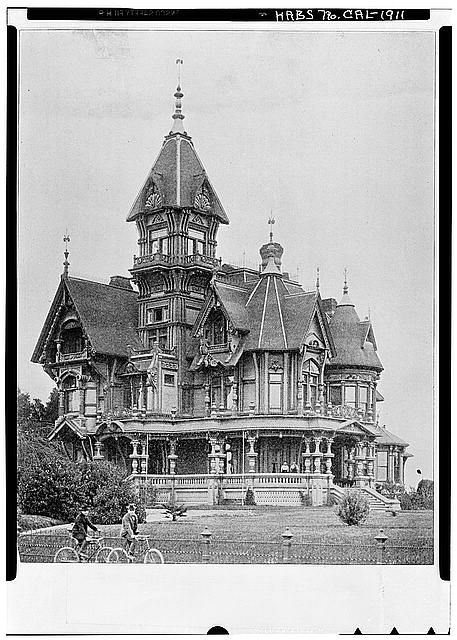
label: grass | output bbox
[97,507,433,546]
[17,513,64,532]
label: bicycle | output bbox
[53,530,113,563]
[107,535,165,564]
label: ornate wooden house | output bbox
[32,82,410,508]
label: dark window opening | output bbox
[164,374,175,386]
[61,326,83,354]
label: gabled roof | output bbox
[127,133,228,223]
[214,282,250,331]
[32,276,144,362]
[328,295,383,371]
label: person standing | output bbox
[120,503,138,560]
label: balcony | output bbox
[131,253,221,271]
[56,348,88,363]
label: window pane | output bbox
[161,237,169,255]
[359,387,368,403]
[345,386,356,405]
[330,386,341,405]
[269,383,281,409]
[164,374,175,386]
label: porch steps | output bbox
[330,486,400,513]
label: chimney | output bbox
[109,275,133,290]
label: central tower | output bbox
[128,81,229,413]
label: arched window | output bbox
[303,359,320,408]
[61,322,84,354]
[62,375,78,413]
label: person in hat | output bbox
[120,503,139,560]
[72,505,98,557]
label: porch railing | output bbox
[129,473,328,487]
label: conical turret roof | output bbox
[127,84,229,224]
[329,281,383,371]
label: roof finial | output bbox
[171,59,185,134]
[343,267,348,295]
[63,231,70,277]
[368,305,371,321]
[268,213,275,243]
[316,267,320,292]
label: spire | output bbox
[316,267,320,292]
[171,59,186,134]
[337,267,354,307]
[268,214,275,243]
[62,232,70,278]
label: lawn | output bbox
[18,507,433,564]
[98,506,433,546]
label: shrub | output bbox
[336,491,370,526]
[417,480,434,509]
[245,487,256,506]
[17,458,84,522]
[17,442,146,524]
[299,490,313,506]
[161,501,187,522]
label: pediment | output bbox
[48,416,85,441]
[336,420,377,437]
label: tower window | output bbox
[146,306,168,324]
[345,385,356,408]
[359,386,368,412]
[148,229,169,255]
[148,328,169,350]
[187,229,206,256]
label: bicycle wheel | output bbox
[107,547,129,563]
[54,547,79,563]
[95,546,113,563]
[144,548,165,564]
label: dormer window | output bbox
[61,321,83,354]
[148,228,169,255]
[204,308,227,345]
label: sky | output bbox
[17,29,435,487]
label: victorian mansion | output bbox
[32,82,410,508]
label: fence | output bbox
[18,527,433,565]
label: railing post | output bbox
[374,529,388,564]
[201,526,212,563]
[282,528,293,563]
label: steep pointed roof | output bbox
[31,276,143,362]
[127,85,229,224]
[329,283,383,370]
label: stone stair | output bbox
[330,485,400,512]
